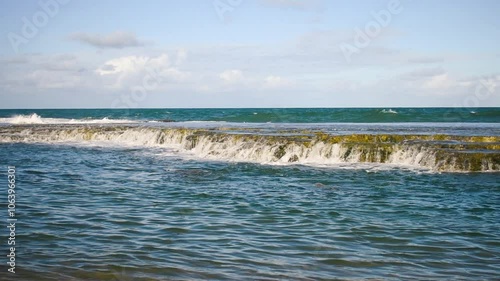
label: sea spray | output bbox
[1,125,498,172]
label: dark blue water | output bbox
[1,142,499,280]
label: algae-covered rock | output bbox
[288,154,299,162]
[274,145,287,159]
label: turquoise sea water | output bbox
[0,107,499,123]
[0,108,499,280]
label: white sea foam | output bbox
[381,109,398,114]
[0,125,497,172]
[0,114,139,125]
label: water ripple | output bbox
[1,143,499,280]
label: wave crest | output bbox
[381,109,398,114]
[0,114,139,124]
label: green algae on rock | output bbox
[1,125,498,172]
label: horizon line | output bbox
[1,106,499,110]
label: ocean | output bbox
[0,108,499,280]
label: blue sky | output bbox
[1,0,499,108]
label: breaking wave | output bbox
[0,113,139,125]
[381,109,398,114]
[1,124,498,173]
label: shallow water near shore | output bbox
[1,142,499,280]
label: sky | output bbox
[0,0,499,108]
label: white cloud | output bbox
[0,54,90,90]
[219,69,244,83]
[96,55,160,76]
[28,69,82,89]
[423,73,454,90]
[69,31,146,49]
[1,26,499,108]
[420,72,476,93]
[176,49,187,65]
[263,75,292,88]
[96,53,189,89]
[401,67,446,80]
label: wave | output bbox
[381,109,398,114]
[1,124,498,173]
[0,113,139,125]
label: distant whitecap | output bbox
[0,113,139,124]
[381,109,398,114]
